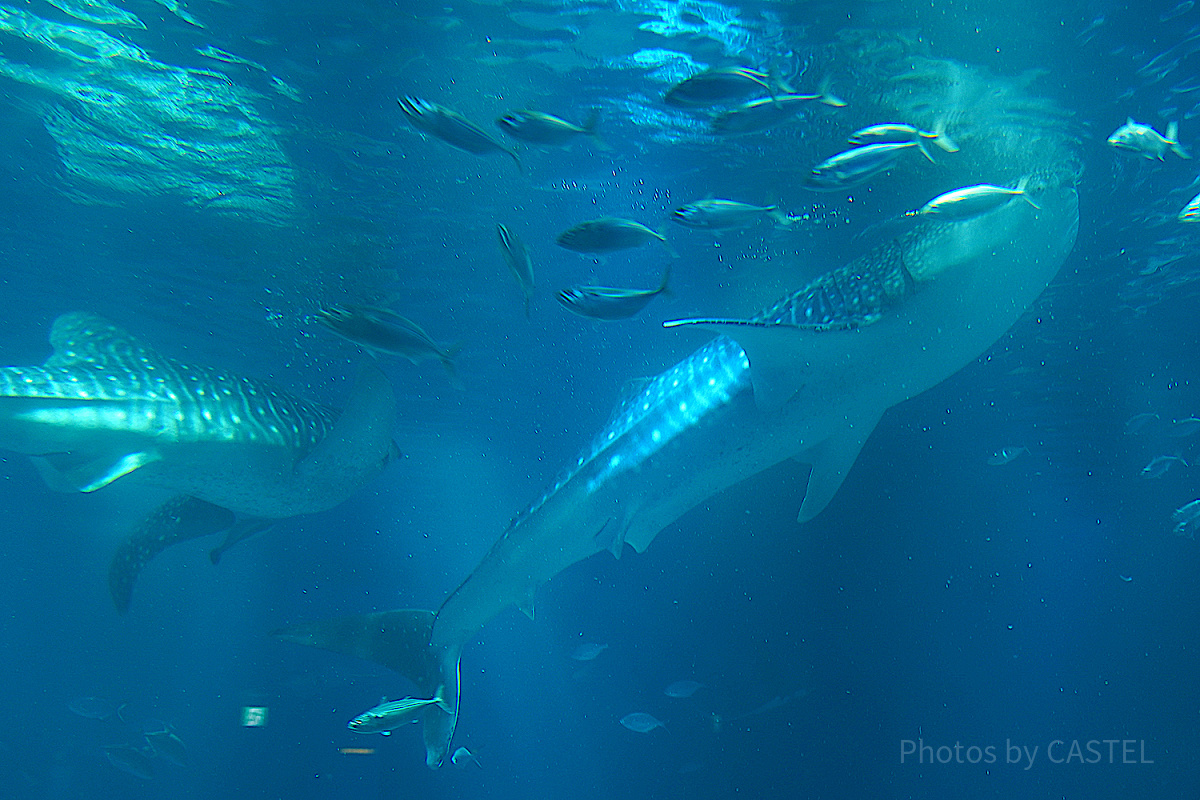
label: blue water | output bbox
[1,0,1198,797]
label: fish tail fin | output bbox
[581,108,611,150]
[767,207,796,228]
[441,343,464,389]
[274,609,461,769]
[770,65,793,95]
[931,118,960,152]
[508,148,524,172]
[915,140,937,164]
[1168,122,1192,158]
[657,263,673,297]
[659,236,679,259]
[108,495,235,614]
[1015,175,1042,209]
[816,77,847,108]
[582,108,601,135]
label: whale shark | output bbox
[276,55,1081,767]
[0,312,398,610]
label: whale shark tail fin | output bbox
[273,609,460,768]
[108,495,236,614]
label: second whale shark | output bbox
[0,312,398,611]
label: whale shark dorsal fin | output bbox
[45,312,162,370]
[663,318,818,410]
[793,408,884,522]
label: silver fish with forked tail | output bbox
[848,122,959,157]
[317,305,461,383]
[908,178,1041,222]
[496,109,604,148]
[663,66,776,108]
[804,142,925,191]
[711,90,846,135]
[497,223,534,317]
[398,96,521,171]
[556,217,674,255]
[671,199,791,231]
[349,696,450,735]
[557,266,671,320]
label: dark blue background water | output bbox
[0,0,1198,797]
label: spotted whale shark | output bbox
[276,56,1081,767]
[0,313,397,610]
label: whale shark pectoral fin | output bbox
[109,495,237,613]
[664,318,820,410]
[33,448,162,493]
[794,408,884,523]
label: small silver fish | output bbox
[556,217,673,255]
[68,696,119,720]
[909,179,1040,222]
[710,91,845,135]
[664,67,775,108]
[451,746,482,768]
[1124,412,1160,433]
[1106,118,1191,160]
[619,712,666,733]
[1169,417,1200,436]
[558,266,671,321]
[848,122,959,156]
[671,199,789,230]
[348,696,448,734]
[497,224,534,317]
[804,142,921,192]
[1172,498,1200,538]
[1161,0,1194,22]
[143,723,189,767]
[496,109,602,147]
[1141,455,1188,478]
[103,744,155,780]
[987,446,1027,466]
[317,305,460,381]
[569,642,609,661]
[397,96,521,170]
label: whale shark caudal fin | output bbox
[273,610,461,768]
[109,495,237,614]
